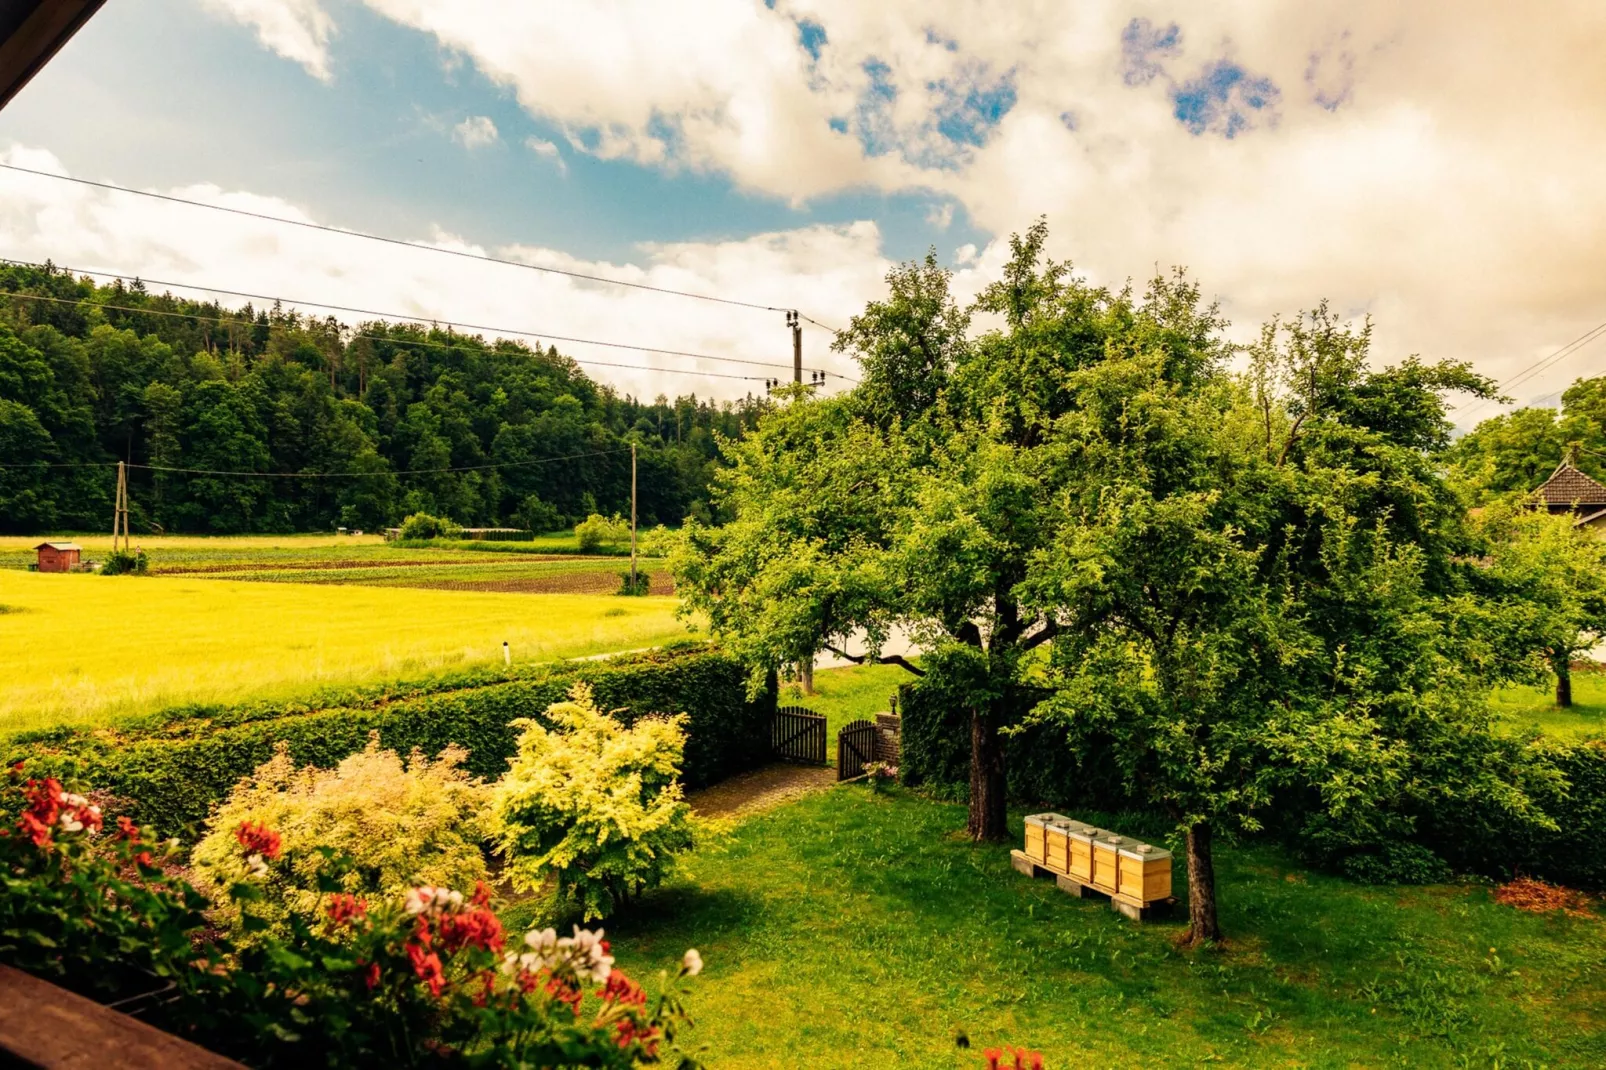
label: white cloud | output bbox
[199,0,336,82]
[926,202,955,231]
[524,136,565,174]
[452,115,499,149]
[320,0,1606,424]
[0,145,885,402]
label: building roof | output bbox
[1536,462,1606,508]
[0,2,106,112]
[34,541,81,551]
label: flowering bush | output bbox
[983,1047,1045,1070]
[0,762,708,1067]
[491,683,695,920]
[863,761,898,793]
[192,736,490,940]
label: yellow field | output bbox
[0,571,694,734]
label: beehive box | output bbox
[1090,832,1129,895]
[1117,842,1173,904]
[1066,824,1095,883]
[1043,816,1092,875]
[1023,814,1056,866]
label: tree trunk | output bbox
[1183,821,1222,946]
[801,656,814,696]
[967,704,1008,842]
[1554,654,1573,708]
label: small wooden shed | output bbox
[34,542,81,572]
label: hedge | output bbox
[5,645,774,833]
[898,678,1606,891]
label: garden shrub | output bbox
[99,548,148,575]
[575,512,628,552]
[1340,842,1454,885]
[191,736,490,940]
[491,684,695,920]
[5,645,774,834]
[618,568,650,596]
[516,493,563,534]
[0,764,706,1067]
[399,511,463,540]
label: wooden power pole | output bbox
[788,310,802,385]
[112,460,129,553]
[630,442,638,592]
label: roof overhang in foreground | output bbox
[0,0,104,112]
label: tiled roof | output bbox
[1536,463,1606,507]
[34,542,81,551]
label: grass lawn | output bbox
[0,570,694,735]
[1491,674,1606,740]
[786,662,913,744]
[591,788,1605,1069]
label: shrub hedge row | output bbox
[5,644,773,833]
[898,679,1606,890]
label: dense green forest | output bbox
[1448,375,1606,500]
[0,262,766,534]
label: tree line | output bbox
[673,222,1606,945]
[0,261,766,534]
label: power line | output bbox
[0,290,776,383]
[1454,319,1606,423]
[0,162,812,316]
[129,446,634,479]
[0,257,827,375]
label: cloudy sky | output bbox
[2,1,1603,418]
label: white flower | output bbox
[681,948,703,977]
[445,889,464,910]
[58,813,82,832]
[524,928,557,953]
[246,853,269,878]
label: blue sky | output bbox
[0,0,985,267]
[0,1,1601,413]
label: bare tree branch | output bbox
[821,643,925,676]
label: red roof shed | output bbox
[34,542,81,572]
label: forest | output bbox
[0,261,765,534]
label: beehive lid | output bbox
[1118,842,1172,863]
[1093,832,1131,851]
[1024,813,1055,830]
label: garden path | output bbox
[687,763,835,819]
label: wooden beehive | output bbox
[1043,817,1075,874]
[1091,832,1136,895]
[1117,843,1173,905]
[1066,824,1095,883]
[1023,814,1053,865]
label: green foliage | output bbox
[575,512,629,552]
[191,737,490,940]
[1448,373,1606,503]
[4,646,774,833]
[618,568,651,596]
[515,492,564,533]
[491,684,695,920]
[0,261,765,534]
[1340,843,1453,885]
[398,511,462,540]
[98,548,148,575]
[0,766,706,1067]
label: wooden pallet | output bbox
[1010,850,1176,921]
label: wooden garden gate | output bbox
[837,719,878,781]
[772,705,827,765]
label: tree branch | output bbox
[1019,621,1060,652]
[821,643,925,677]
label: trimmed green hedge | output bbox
[6,645,773,833]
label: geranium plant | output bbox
[490,683,695,920]
[862,761,898,793]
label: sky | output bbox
[1,0,1604,419]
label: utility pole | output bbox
[630,442,638,592]
[788,310,802,385]
[112,460,129,553]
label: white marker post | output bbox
[502,641,511,667]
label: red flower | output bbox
[407,942,446,997]
[363,960,382,990]
[438,907,504,954]
[114,815,140,841]
[132,850,153,867]
[599,970,646,1008]
[325,893,368,927]
[234,820,282,860]
[542,973,583,1015]
[19,811,52,849]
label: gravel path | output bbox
[687,762,836,819]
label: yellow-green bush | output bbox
[192,735,489,938]
[490,683,693,920]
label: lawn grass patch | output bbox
[0,570,695,733]
[597,788,1606,1069]
[786,663,912,746]
[1491,674,1606,741]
